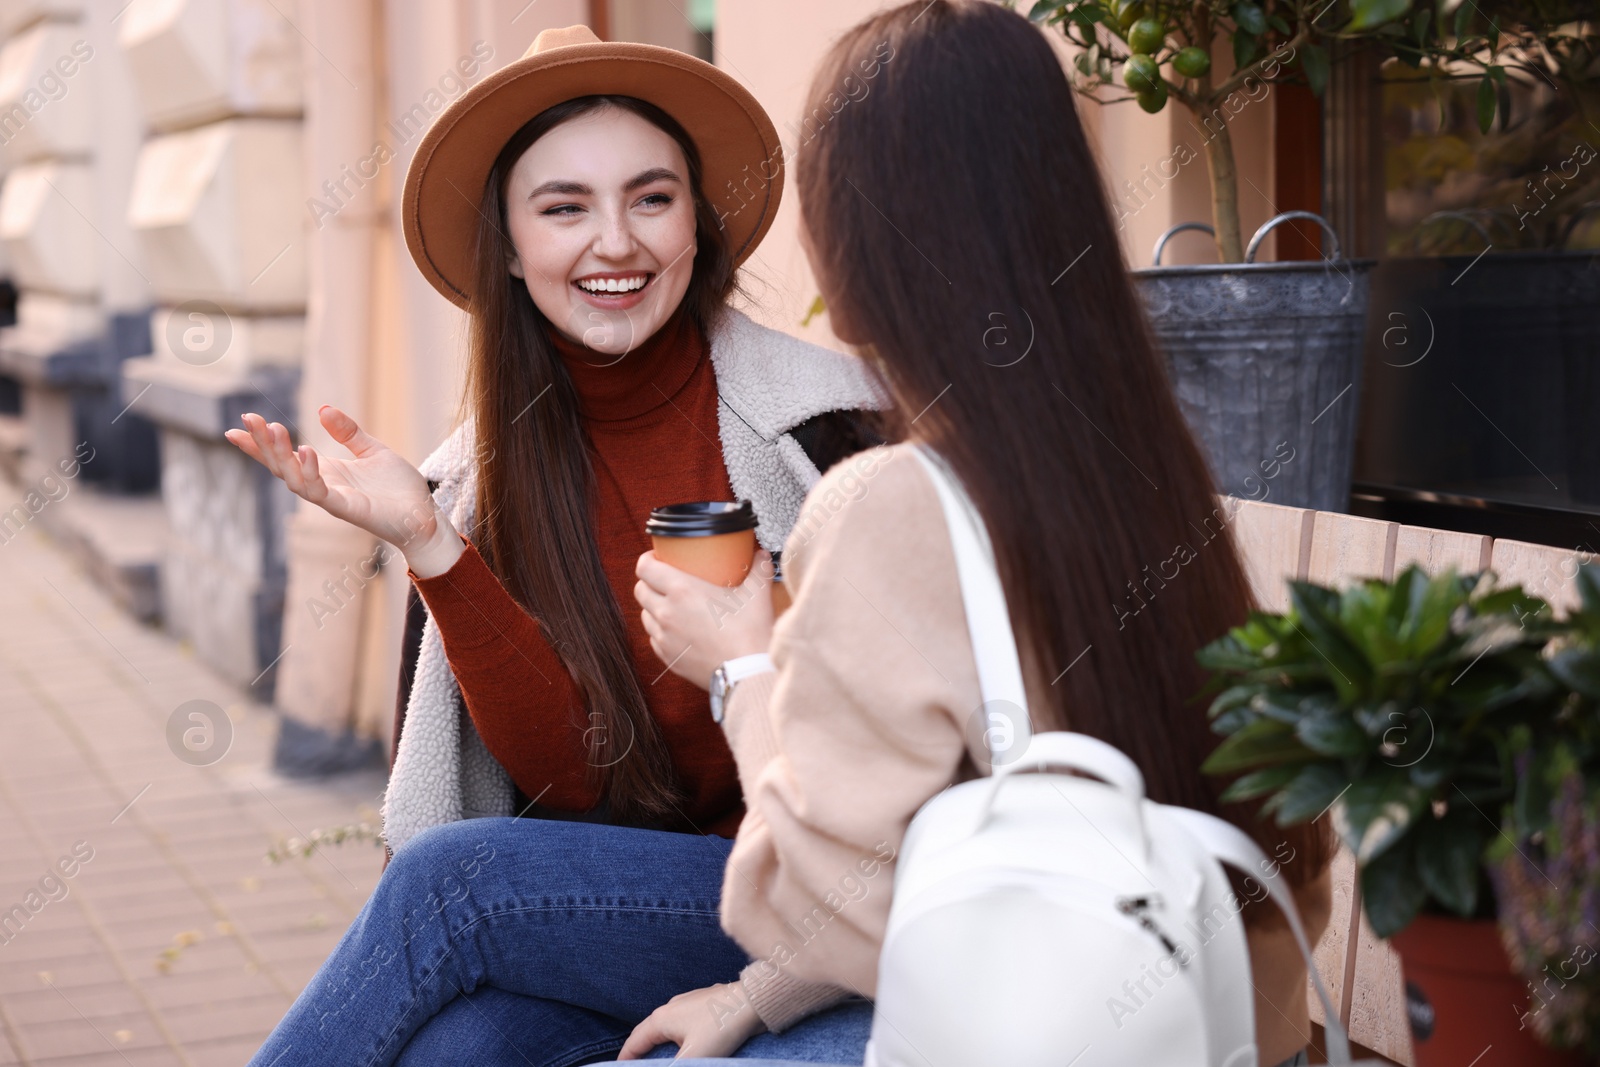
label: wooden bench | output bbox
[1224,495,1596,1065]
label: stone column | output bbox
[268,0,385,773]
[0,1,157,496]
[117,0,307,690]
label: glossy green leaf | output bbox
[1300,43,1330,95]
[1512,743,1558,837]
[1477,73,1497,133]
[1028,0,1068,22]
[1287,582,1373,701]
[1269,764,1351,824]
[1202,718,1308,775]
[1219,763,1304,803]
[1296,706,1369,758]
[1233,27,1261,68]
[1549,647,1600,700]
[1196,637,1266,673]
[1414,807,1483,916]
[1341,776,1425,861]
[1349,0,1412,30]
[1361,836,1429,938]
[1232,1,1267,35]
[1576,563,1600,618]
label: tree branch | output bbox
[1205,26,1311,102]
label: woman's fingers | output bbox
[228,415,324,506]
[319,404,383,458]
[615,1012,672,1059]
[639,601,664,643]
[223,428,265,465]
[296,446,327,504]
[267,422,307,495]
[238,414,281,478]
[633,577,668,620]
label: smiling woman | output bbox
[233,22,886,1067]
[503,100,701,355]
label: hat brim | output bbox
[402,42,784,311]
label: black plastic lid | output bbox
[645,500,758,538]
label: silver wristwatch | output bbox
[709,653,775,723]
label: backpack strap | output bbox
[910,445,1034,768]
[1164,807,1355,1067]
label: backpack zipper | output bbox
[1116,894,1186,965]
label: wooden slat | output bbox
[1393,525,1492,578]
[1489,538,1590,616]
[1225,497,1314,612]
[1308,845,1359,1029]
[1305,511,1407,1059]
[1220,499,1355,1034]
[1347,901,1414,1064]
[1307,511,1398,587]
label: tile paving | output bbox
[0,519,386,1065]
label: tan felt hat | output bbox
[402,24,784,311]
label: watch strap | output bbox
[721,652,775,686]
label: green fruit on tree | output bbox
[1123,54,1161,92]
[1117,0,1144,31]
[1173,46,1211,78]
[1136,86,1168,113]
[1128,17,1166,55]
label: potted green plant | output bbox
[1195,562,1596,1065]
[1022,0,1594,511]
[1489,566,1600,1058]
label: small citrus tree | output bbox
[1025,0,1600,261]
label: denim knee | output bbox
[383,818,509,898]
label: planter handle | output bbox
[1245,210,1343,263]
[1558,200,1600,249]
[1151,222,1214,265]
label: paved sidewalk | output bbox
[0,517,386,1065]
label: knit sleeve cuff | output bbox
[739,960,851,1033]
[721,669,782,778]
[409,540,517,650]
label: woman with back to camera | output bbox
[233,24,886,1067]
[629,2,1334,1065]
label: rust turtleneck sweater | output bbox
[408,309,745,837]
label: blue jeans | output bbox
[248,818,870,1067]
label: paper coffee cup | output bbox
[646,501,759,588]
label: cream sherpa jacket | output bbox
[381,309,888,853]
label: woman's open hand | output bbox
[635,549,775,692]
[616,981,766,1060]
[223,405,464,577]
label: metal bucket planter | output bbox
[1133,212,1374,512]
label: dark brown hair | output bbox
[796,2,1329,898]
[463,95,735,825]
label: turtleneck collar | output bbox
[547,307,706,424]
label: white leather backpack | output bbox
[863,447,1362,1067]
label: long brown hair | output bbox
[796,3,1328,890]
[463,96,735,825]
